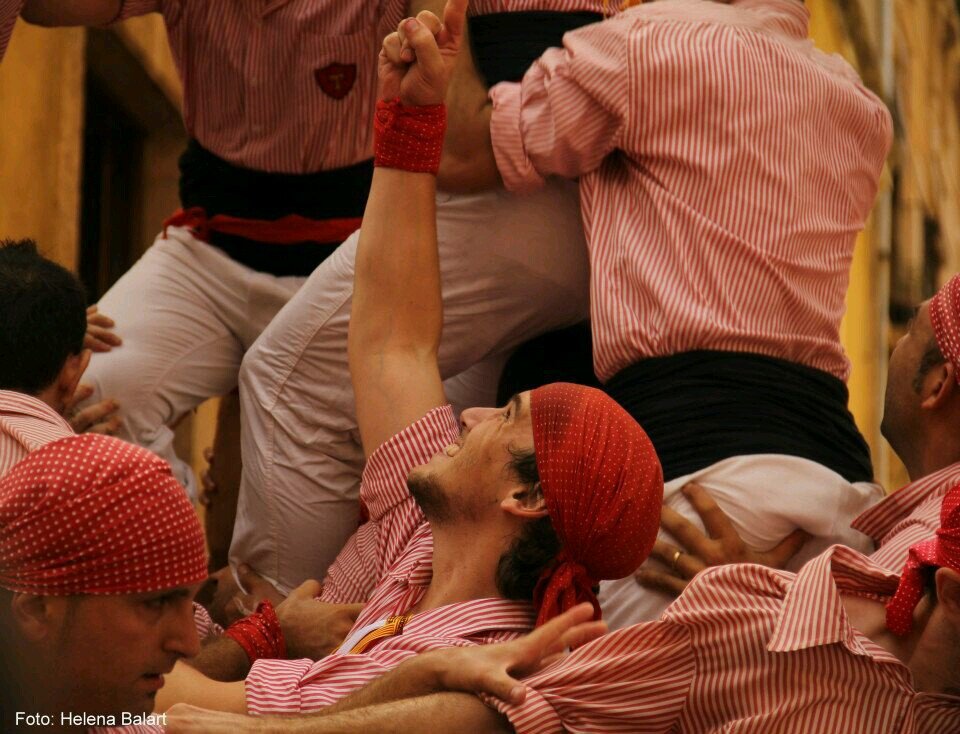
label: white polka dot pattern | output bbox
[0,434,207,595]
[885,482,960,635]
[529,382,663,625]
[930,273,960,384]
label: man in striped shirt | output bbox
[636,273,960,598]
[431,0,896,630]
[166,490,960,734]
[152,9,662,717]
[21,0,599,596]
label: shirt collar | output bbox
[852,463,960,542]
[734,0,810,40]
[768,545,899,657]
[0,390,71,430]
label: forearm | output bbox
[349,165,446,454]
[20,0,123,26]
[321,653,444,715]
[186,637,251,682]
[258,694,512,734]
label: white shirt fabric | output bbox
[600,453,883,629]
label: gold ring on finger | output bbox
[670,549,683,572]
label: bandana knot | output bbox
[886,483,960,635]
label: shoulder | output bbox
[663,563,792,622]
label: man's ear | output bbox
[920,362,956,410]
[10,593,62,643]
[500,482,549,519]
[936,568,960,621]
[57,349,91,405]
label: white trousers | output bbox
[81,228,308,498]
[599,454,884,630]
[231,180,591,592]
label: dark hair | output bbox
[913,338,947,393]
[495,448,561,602]
[0,240,86,394]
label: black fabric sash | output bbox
[177,139,373,276]
[468,11,604,86]
[604,351,874,484]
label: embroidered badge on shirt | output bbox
[315,63,357,100]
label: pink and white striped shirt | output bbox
[490,0,893,382]
[853,461,960,575]
[247,406,536,714]
[0,390,73,475]
[0,0,21,61]
[117,0,407,174]
[487,545,960,733]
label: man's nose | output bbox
[460,406,500,430]
[163,604,201,659]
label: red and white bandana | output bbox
[886,483,960,635]
[930,273,960,384]
[530,383,663,626]
[0,434,207,595]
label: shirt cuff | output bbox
[489,82,548,195]
[360,405,459,520]
[480,689,564,734]
[113,0,160,22]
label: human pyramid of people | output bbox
[1,0,959,732]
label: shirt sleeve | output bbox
[320,521,381,604]
[489,18,629,194]
[483,621,694,734]
[358,405,460,579]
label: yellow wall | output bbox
[0,22,85,269]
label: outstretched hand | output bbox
[636,483,810,597]
[422,602,606,704]
[378,0,467,105]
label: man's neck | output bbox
[905,427,960,482]
[413,524,506,613]
[31,385,64,415]
[841,593,960,695]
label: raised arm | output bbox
[349,0,467,456]
[489,19,629,194]
[20,0,130,26]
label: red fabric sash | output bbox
[163,207,361,246]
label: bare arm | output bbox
[166,693,511,734]
[349,1,467,456]
[20,0,126,26]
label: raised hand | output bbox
[378,0,468,105]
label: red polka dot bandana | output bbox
[0,434,207,595]
[886,483,960,635]
[530,383,663,626]
[930,273,960,384]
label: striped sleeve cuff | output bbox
[489,82,548,195]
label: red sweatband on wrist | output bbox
[374,98,447,175]
[224,599,287,664]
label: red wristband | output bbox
[374,98,447,175]
[224,599,287,664]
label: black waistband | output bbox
[604,351,874,484]
[177,140,372,275]
[468,11,603,86]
